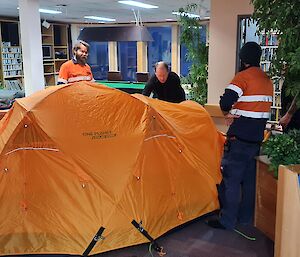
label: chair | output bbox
[107,71,122,81]
[136,72,150,82]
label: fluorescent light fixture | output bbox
[118,1,158,9]
[39,8,62,14]
[172,11,200,18]
[17,7,62,14]
[84,16,116,22]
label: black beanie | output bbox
[239,41,262,67]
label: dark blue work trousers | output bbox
[218,138,260,229]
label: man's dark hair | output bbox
[154,61,169,72]
[239,41,262,67]
[73,40,90,54]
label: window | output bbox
[118,42,137,81]
[147,26,172,74]
[180,25,207,77]
[87,42,108,80]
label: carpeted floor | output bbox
[96,215,274,257]
[8,215,274,257]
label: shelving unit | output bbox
[0,19,70,90]
[0,20,23,90]
[41,23,69,86]
[258,31,281,122]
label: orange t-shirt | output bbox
[58,58,94,84]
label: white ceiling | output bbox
[0,0,210,24]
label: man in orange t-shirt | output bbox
[57,40,94,85]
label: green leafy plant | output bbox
[263,130,300,178]
[178,3,208,105]
[251,0,300,106]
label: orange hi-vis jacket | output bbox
[58,58,94,84]
[227,67,273,119]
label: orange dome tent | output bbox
[0,82,223,255]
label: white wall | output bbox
[19,0,44,96]
[207,0,253,104]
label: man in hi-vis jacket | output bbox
[58,40,94,85]
[207,42,273,231]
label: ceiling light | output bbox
[118,1,158,9]
[84,16,116,22]
[17,7,62,14]
[172,11,200,18]
[39,8,62,14]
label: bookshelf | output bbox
[258,31,281,123]
[0,20,23,90]
[0,19,70,91]
[42,23,69,86]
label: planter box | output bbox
[204,104,227,134]
[275,165,300,257]
[255,155,277,241]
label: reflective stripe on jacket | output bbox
[227,67,273,119]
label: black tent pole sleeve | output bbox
[131,220,162,252]
[82,226,105,257]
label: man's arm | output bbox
[87,65,95,82]
[174,73,186,101]
[57,62,69,85]
[142,77,155,96]
[219,89,240,125]
[279,93,299,128]
[219,89,239,114]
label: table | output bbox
[96,80,145,94]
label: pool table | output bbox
[96,80,145,94]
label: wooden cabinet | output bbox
[275,165,300,257]
[255,155,277,241]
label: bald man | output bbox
[142,62,186,103]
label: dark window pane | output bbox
[87,42,108,80]
[118,42,137,81]
[147,27,171,74]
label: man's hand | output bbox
[279,113,292,128]
[224,113,240,126]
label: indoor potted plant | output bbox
[251,0,300,240]
[178,3,208,105]
[251,0,300,107]
[255,130,300,240]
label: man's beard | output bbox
[76,55,87,65]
